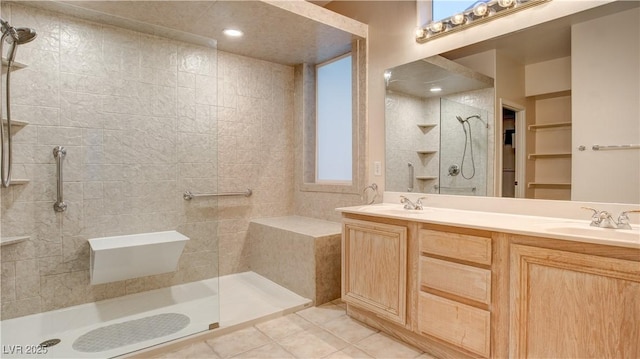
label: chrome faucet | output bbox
[617,210,640,230]
[582,207,640,229]
[400,195,426,210]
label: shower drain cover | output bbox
[72,313,190,353]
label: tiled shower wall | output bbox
[0,4,295,319]
[385,92,439,194]
[385,88,494,195]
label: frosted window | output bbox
[316,54,352,183]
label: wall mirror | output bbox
[386,1,640,204]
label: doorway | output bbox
[499,101,526,198]
[502,108,517,197]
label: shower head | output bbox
[12,27,37,44]
[3,27,37,62]
[456,115,465,123]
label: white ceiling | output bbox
[387,56,493,99]
[19,0,364,66]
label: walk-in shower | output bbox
[0,3,319,357]
[0,17,36,187]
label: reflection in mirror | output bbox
[390,1,640,204]
[439,98,490,196]
[385,56,493,195]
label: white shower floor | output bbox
[0,272,311,359]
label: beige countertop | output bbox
[337,203,640,249]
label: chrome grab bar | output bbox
[407,162,414,192]
[53,146,67,212]
[434,184,477,192]
[183,189,252,200]
[592,144,640,151]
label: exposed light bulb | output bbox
[498,0,516,8]
[473,2,489,17]
[429,21,444,33]
[451,13,466,26]
[415,27,427,39]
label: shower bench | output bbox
[248,216,342,305]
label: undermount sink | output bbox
[542,223,640,243]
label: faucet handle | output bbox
[581,207,601,227]
[399,195,414,209]
[415,196,427,210]
[617,209,640,230]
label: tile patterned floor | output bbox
[154,301,437,359]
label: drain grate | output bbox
[39,339,61,348]
[72,313,190,353]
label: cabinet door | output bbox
[342,218,407,326]
[510,244,640,358]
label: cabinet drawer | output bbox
[419,229,492,265]
[418,292,491,358]
[420,256,491,304]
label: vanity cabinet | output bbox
[417,227,493,358]
[510,243,640,358]
[342,218,408,326]
[341,213,639,359]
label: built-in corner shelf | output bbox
[528,122,572,130]
[527,182,572,189]
[416,150,437,155]
[0,236,29,246]
[416,176,437,181]
[1,59,27,74]
[417,124,438,130]
[528,152,572,160]
[2,119,29,128]
[8,179,30,186]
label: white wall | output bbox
[326,0,614,194]
[571,7,640,204]
[525,57,571,97]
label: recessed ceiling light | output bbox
[223,29,243,37]
[430,87,442,93]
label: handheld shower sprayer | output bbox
[1,18,37,187]
[455,114,484,180]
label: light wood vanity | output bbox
[340,210,640,359]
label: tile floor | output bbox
[153,301,437,359]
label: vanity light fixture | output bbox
[416,0,549,43]
[223,28,243,37]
